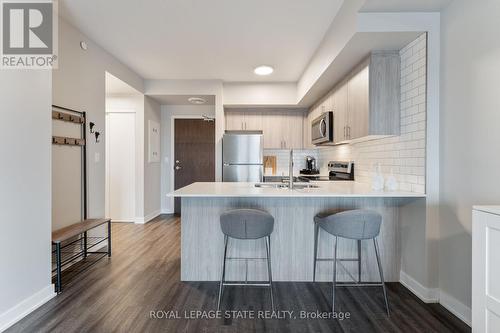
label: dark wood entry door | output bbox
[174,119,215,214]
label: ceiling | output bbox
[105,72,141,95]
[60,0,343,81]
[149,95,215,105]
[361,0,453,12]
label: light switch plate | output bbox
[94,152,100,163]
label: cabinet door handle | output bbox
[347,126,351,139]
[344,126,346,139]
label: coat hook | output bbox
[89,122,95,133]
[95,131,100,143]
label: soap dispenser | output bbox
[371,163,385,191]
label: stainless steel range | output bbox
[299,161,354,181]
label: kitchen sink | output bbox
[254,183,320,189]
[254,183,289,189]
[293,184,320,189]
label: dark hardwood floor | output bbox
[7,215,470,333]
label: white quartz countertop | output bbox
[473,205,500,216]
[169,182,426,198]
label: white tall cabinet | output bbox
[472,206,500,332]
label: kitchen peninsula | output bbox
[171,182,425,283]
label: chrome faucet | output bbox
[289,149,294,189]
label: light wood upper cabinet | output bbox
[225,110,246,130]
[285,111,304,149]
[347,64,370,140]
[262,110,283,149]
[304,51,400,145]
[225,109,305,149]
[332,82,348,143]
[244,111,262,130]
[346,52,400,141]
[225,110,262,131]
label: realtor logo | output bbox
[1,0,58,69]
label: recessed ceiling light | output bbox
[254,65,274,76]
[80,41,88,50]
[188,97,206,105]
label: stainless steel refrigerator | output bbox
[222,131,263,182]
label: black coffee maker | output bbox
[302,156,319,175]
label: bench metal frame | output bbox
[52,221,111,293]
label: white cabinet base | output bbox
[473,207,500,333]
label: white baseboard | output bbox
[135,210,161,224]
[399,270,439,303]
[0,284,55,332]
[161,209,173,214]
[399,271,471,327]
[439,290,471,327]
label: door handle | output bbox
[175,166,182,170]
[319,118,326,138]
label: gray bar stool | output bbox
[313,209,389,315]
[217,209,275,311]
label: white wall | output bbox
[144,96,162,219]
[145,80,223,182]
[440,0,500,319]
[160,105,216,213]
[223,82,298,106]
[0,71,54,330]
[53,18,144,225]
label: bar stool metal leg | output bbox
[107,221,112,257]
[83,231,88,258]
[332,236,338,313]
[217,235,228,311]
[373,238,390,316]
[313,223,319,282]
[56,242,62,293]
[265,236,275,311]
[357,239,362,282]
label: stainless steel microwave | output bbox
[311,111,333,145]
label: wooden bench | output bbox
[52,218,111,293]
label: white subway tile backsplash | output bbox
[263,149,318,176]
[316,33,427,194]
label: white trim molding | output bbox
[135,210,161,224]
[399,271,439,303]
[0,285,55,332]
[399,271,471,327]
[439,290,472,327]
